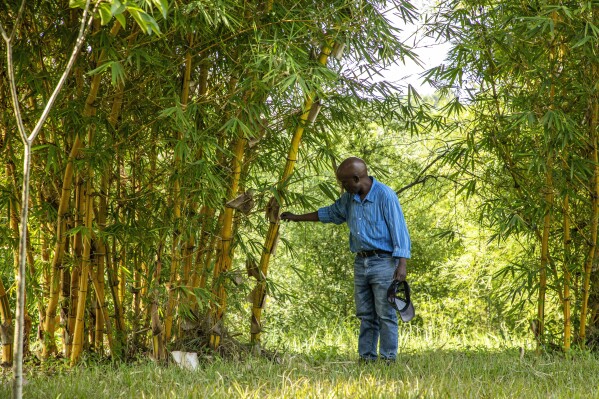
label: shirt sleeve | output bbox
[317,193,350,225]
[382,191,411,259]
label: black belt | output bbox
[355,250,392,258]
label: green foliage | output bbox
[0,0,430,360]
[419,0,599,346]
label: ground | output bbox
[2,341,598,398]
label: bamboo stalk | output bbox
[70,167,94,365]
[89,261,114,356]
[250,42,332,348]
[105,239,126,351]
[209,135,247,349]
[42,135,82,358]
[2,160,18,365]
[93,229,106,352]
[42,21,121,360]
[151,238,166,360]
[0,278,12,367]
[579,97,599,345]
[38,193,52,342]
[188,207,217,299]
[563,191,572,351]
[164,36,194,342]
[535,23,558,352]
[117,157,126,309]
[66,175,84,357]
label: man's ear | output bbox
[353,175,360,183]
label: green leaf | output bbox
[111,0,126,15]
[128,7,161,35]
[87,61,113,76]
[152,0,169,19]
[317,182,339,202]
[127,7,149,34]
[98,3,112,26]
[69,0,87,9]
[115,13,126,28]
[572,36,592,49]
[111,61,125,86]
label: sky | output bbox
[379,0,452,96]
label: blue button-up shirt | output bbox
[317,177,411,259]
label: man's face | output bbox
[337,172,361,194]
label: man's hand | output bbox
[280,211,319,222]
[280,212,297,222]
[393,257,407,281]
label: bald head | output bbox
[337,157,368,178]
[336,157,372,197]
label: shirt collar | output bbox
[353,176,378,203]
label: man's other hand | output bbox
[393,258,407,281]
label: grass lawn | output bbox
[1,328,599,398]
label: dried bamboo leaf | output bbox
[265,196,280,223]
[246,258,260,279]
[225,190,255,215]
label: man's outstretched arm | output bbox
[280,211,320,222]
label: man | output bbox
[281,157,411,362]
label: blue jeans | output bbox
[354,253,398,360]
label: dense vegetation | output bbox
[3,0,599,396]
[0,0,425,368]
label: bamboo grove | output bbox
[426,0,599,350]
[0,0,421,366]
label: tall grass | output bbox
[1,323,598,398]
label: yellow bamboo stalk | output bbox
[68,17,118,357]
[105,239,126,347]
[188,207,217,299]
[93,234,106,351]
[580,97,599,344]
[42,21,121,359]
[535,24,559,352]
[536,159,553,353]
[164,134,182,343]
[42,134,82,358]
[66,175,84,357]
[563,190,572,351]
[250,43,332,348]
[0,278,12,366]
[209,136,247,349]
[39,192,52,337]
[118,204,126,308]
[70,169,94,365]
[89,261,114,355]
[3,160,18,365]
[164,37,194,342]
[100,77,127,356]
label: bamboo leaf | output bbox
[69,0,87,8]
[98,3,112,25]
[111,61,125,86]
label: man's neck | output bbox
[358,177,373,201]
